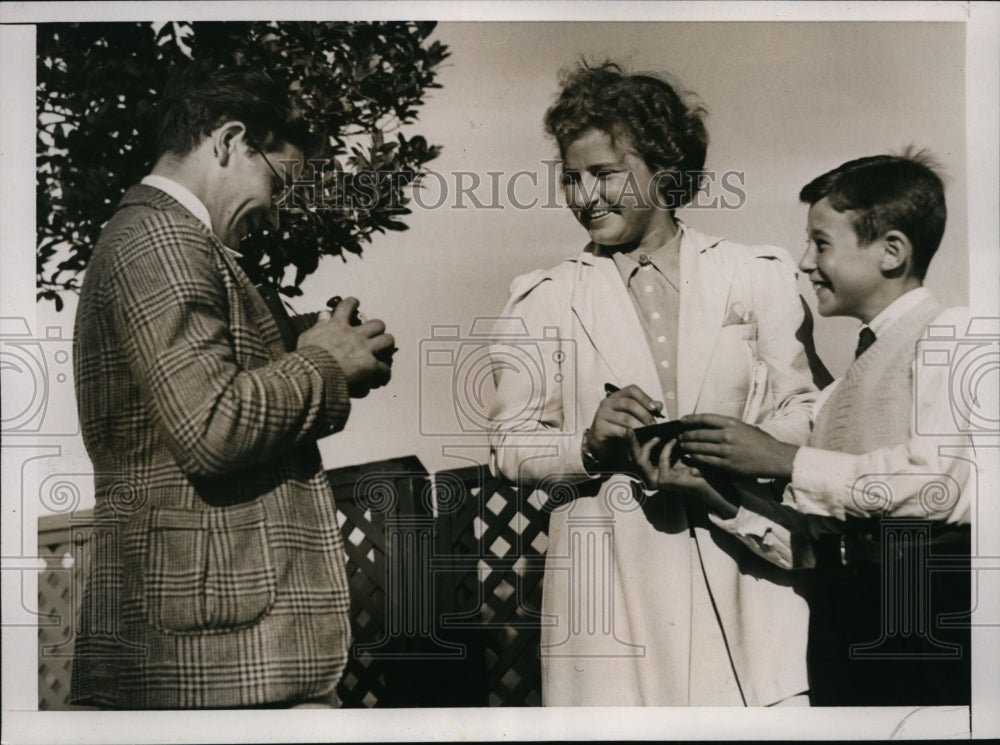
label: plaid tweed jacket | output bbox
[70,185,353,708]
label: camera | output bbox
[255,286,367,352]
[325,296,364,326]
[0,317,78,437]
[419,317,577,436]
[914,316,999,436]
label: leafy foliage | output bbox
[37,21,449,307]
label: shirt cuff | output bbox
[708,507,795,570]
[575,430,614,481]
[788,446,858,520]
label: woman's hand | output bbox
[584,384,662,470]
[628,432,739,519]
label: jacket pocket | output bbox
[144,500,277,635]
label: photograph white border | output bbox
[2,2,998,742]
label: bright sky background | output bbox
[4,18,976,491]
[287,20,970,474]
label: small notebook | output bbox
[633,419,692,445]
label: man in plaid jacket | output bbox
[70,65,395,708]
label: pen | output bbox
[604,382,666,418]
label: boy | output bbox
[658,151,975,705]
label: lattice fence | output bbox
[36,456,549,709]
[37,520,86,711]
[434,464,549,706]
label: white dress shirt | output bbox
[140,174,242,257]
[788,290,975,525]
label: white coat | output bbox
[489,223,818,706]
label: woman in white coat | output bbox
[488,62,820,706]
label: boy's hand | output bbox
[677,413,798,479]
[627,432,738,519]
[585,384,663,468]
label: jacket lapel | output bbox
[122,184,290,361]
[569,250,663,397]
[676,225,732,414]
[212,243,291,361]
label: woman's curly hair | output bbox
[544,61,709,211]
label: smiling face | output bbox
[800,197,885,321]
[560,128,676,253]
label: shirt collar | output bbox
[865,286,933,336]
[140,175,243,258]
[610,229,682,284]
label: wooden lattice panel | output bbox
[36,518,89,711]
[37,457,551,709]
[434,465,549,707]
[329,456,436,708]
[335,496,391,708]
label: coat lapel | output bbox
[124,185,289,362]
[676,225,732,414]
[569,250,663,398]
[212,242,291,361]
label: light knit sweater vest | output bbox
[810,296,942,455]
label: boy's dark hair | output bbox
[543,61,709,211]
[799,149,947,280]
[156,62,317,158]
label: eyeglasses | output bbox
[251,144,296,208]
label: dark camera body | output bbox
[256,285,363,352]
[325,296,363,326]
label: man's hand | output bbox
[627,432,738,519]
[297,297,395,398]
[585,384,663,469]
[678,413,798,479]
